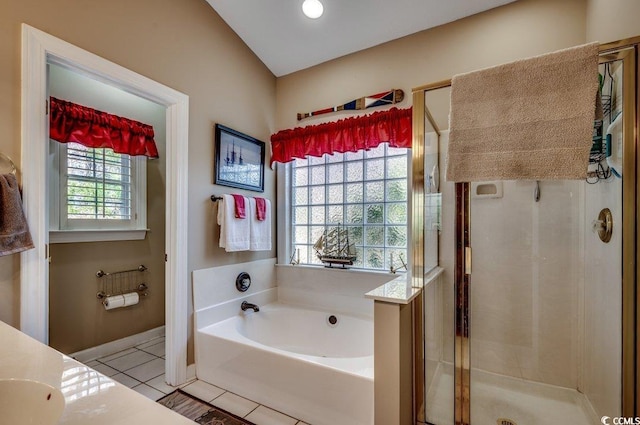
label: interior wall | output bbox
[0,0,276,364]
[586,0,640,43]
[47,64,167,354]
[274,0,587,132]
[275,0,588,392]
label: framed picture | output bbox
[214,124,265,192]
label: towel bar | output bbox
[211,195,223,202]
[96,264,147,278]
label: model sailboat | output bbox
[314,224,357,268]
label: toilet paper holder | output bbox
[97,283,149,300]
[95,264,149,300]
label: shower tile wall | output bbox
[469,180,581,388]
[581,60,623,419]
[583,166,622,417]
[438,131,582,390]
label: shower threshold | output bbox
[425,363,599,424]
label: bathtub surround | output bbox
[196,302,373,425]
[364,272,433,425]
[374,301,413,425]
[447,42,601,182]
[192,260,400,425]
[192,258,277,328]
[276,265,397,318]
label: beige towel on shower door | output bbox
[0,174,34,256]
[446,42,601,182]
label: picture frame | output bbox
[214,124,265,192]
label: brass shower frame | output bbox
[411,39,639,424]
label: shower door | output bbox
[416,43,638,425]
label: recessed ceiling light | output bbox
[302,0,324,19]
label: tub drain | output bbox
[327,315,338,327]
[497,419,517,425]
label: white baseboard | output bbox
[70,326,165,363]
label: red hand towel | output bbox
[231,194,246,219]
[255,197,267,221]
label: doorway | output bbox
[47,62,167,356]
[20,24,190,385]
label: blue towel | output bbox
[0,174,34,256]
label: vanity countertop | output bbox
[0,320,192,425]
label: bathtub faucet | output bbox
[241,301,260,312]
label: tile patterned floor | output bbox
[88,337,309,425]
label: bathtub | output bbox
[195,302,374,425]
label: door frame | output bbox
[20,24,190,385]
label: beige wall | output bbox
[0,0,276,363]
[275,0,587,131]
[586,0,640,43]
[277,0,587,390]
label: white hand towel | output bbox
[217,195,226,248]
[218,194,250,252]
[249,197,271,251]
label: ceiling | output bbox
[206,0,518,77]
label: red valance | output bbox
[49,97,159,158]
[270,107,412,165]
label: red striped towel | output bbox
[231,194,246,219]
[255,197,267,221]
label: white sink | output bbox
[0,379,65,424]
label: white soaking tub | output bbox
[195,302,374,425]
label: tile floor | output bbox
[86,336,309,425]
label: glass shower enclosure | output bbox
[414,42,638,424]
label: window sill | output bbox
[49,229,148,244]
[275,263,404,277]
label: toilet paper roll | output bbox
[123,292,139,307]
[103,295,126,310]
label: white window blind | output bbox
[49,141,147,242]
[65,143,132,221]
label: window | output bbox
[290,143,408,271]
[49,141,147,243]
